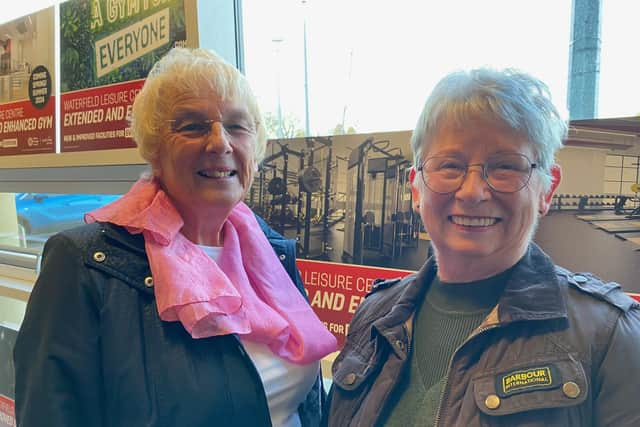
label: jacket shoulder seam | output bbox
[347,275,413,334]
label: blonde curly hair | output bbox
[130,47,266,167]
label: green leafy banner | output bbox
[60,0,186,92]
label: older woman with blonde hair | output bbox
[14,48,337,427]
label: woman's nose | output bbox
[204,122,233,154]
[455,165,491,202]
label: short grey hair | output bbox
[410,68,567,189]
[130,47,266,167]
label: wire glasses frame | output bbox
[165,117,257,141]
[417,153,538,194]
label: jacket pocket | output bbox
[469,357,588,426]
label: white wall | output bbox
[555,146,608,195]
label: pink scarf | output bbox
[86,178,337,364]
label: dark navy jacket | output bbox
[14,219,324,427]
[327,244,640,426]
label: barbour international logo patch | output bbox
[496,365,561,397]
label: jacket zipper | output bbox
[433,323,499,427]
[405,322,414,361]
[368,322,414,427]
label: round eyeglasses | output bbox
[166,115,256,141]
[418,153,537,194]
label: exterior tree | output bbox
[263,112,305,139]
[330,123,357,135]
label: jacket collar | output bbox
[101,222,146,254]
[496,243,566,323]
[372,243,567,339]
[372,257,436,333]
[370,258,437,357]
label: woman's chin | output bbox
[437,240,499,261]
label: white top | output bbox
[199,244,319,427]
[198,244,223,260]
[241,339,320,427]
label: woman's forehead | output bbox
[435,112,514,131]
[168,93,250,117]
[426,118,534,156]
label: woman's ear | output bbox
[539,164,561,216]
[409,167,421,211]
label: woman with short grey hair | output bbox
[326,68,640,427]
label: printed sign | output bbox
[95,8,171,78]
[60,0,187,152]
[61,79,142,151]
[0,395,15,427]
[0,99,55,155]
[297,259,413,347]
[0,322,17,427]
[0,8,55,156]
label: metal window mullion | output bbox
[0,246,40,272]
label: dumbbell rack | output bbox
[551,194,618,211]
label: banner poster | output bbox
[59,0,186,152]
[0,8,55,157]
[250,130,640,347]
[0,323,17,427]
[298,259,413,347]
[0,396,14,427]
[248,131,422,346]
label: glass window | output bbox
[0,297,24,328]
[599,2,640,118]
[0,191,121,336]
[602,155,640,195]
[242,0,572,138]
[605,155,623,167]
[1,192,120,251]
[603,181,620,195]
[621,168,637,183]
[623,156,639,168]
[604,167,622,182]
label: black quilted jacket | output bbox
[15,218,325,427]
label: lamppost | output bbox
[272,38,284,139]
[302,0,310,137]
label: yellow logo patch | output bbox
[497,365,560,397]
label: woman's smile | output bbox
[448,215,501,228]
[196,168,238,179]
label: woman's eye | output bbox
[179,122,209,133]
[494,163,514,170]
[492,162,522,171]
[225,123,252,134]
[225,123,244,131]
[440,161,464,170]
